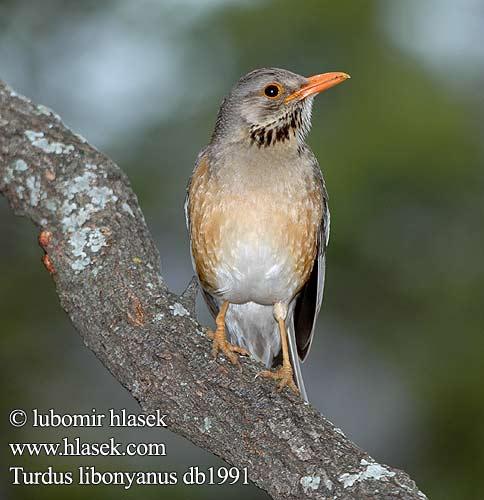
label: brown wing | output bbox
[184,147,221,319]
[293,172,330,361]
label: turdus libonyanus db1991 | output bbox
[185,67,350,401]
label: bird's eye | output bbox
[264,83,282,99]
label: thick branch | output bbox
[0,80,427,500]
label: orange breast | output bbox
[188,153,323,302]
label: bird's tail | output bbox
[287,313,309,402]
[225,301,281,367]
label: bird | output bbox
[185,67,349,401]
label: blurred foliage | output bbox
[1,1,483,499]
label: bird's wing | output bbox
[184,147,220,319]
[200,286,221,320]
[292,165,330,361]
[184,147,209,235]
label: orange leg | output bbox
[207,301,249,366]
[257,303,299,395]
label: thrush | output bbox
[185,67,349,401]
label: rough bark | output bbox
[0,80,427,500]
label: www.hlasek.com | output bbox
[8,408,249,489]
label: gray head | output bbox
[211,67,350,148]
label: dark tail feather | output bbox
[287,319,309,402]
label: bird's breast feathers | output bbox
[188,152,323,305]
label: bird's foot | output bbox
[257,363,299,395]
[206,328,249,367]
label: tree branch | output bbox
[0,80,427,500]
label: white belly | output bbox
[213,229,299,305]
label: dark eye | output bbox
[264,83,282,98]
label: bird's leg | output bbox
[257,302,299,395]
[207,300,249,366]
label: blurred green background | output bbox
[1,1,483,499]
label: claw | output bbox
[209,326,249,367]
[257,364,299,395]
[207,301,249,368]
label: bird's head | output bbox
[211,67,350,148]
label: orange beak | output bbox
[284,72,350,102]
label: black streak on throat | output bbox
[249,107,303,148]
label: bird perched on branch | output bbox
[185,67,349,401]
